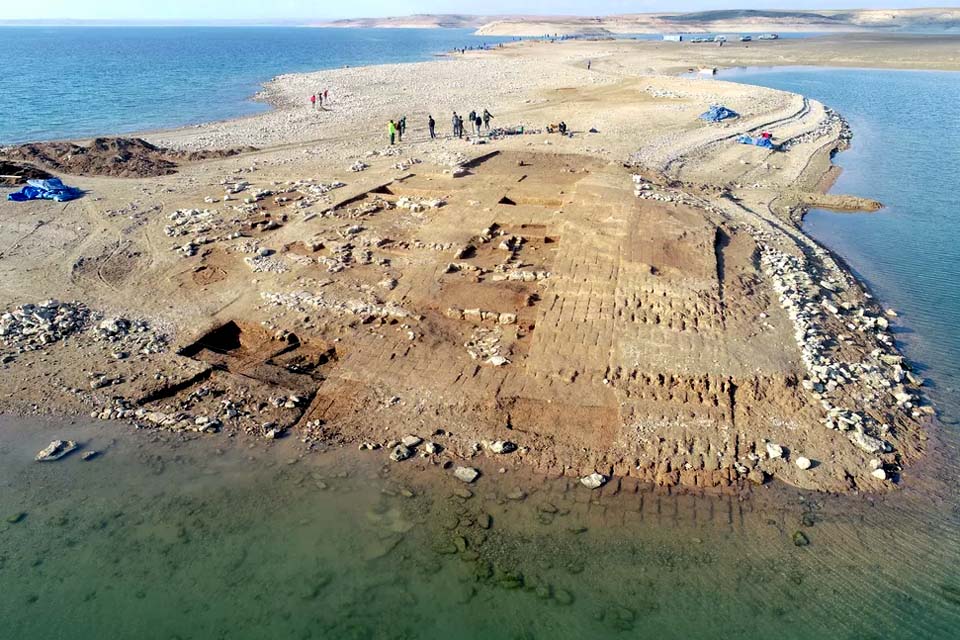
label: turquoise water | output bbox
[0,27,516,144]
[720,66,960,424]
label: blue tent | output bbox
[8,178,83,202]
[737,135,776,149]
[700,105,739,122]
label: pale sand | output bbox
[0,34,945,493]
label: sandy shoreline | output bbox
[123,34,957,154]
[0,33,945,495]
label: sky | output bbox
[1,1,954,22]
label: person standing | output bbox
[482,109,493,131]
[388,120,397,145]
[323,88,329,103]
[310,94,316,109]
[468,110,477,135]
[399,116,407,141]
[587,60,591,70]
[428,115,436,139]
[474,113,483,136]
[452,112,460,138]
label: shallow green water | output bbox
[2,417,959,639]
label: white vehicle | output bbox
[758,33,780,40]
[713,35,728,43]
[740,35,753,42]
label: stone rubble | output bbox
[464,326,506,362]
[754,234,921,460]
[781,108,851,152]
[0,300,90,351]
[1,301,168,359]
[261,290,411,321]
[488,269,551,283]
[445,307,517,325]
[396,196,445,213]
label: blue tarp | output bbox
[700,105,739,122]
[737,135,776,149]
[8,178,83,203]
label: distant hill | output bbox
[660,9,839,23]
[470,8,960,36]
[311,14,509,29]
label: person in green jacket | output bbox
[388,120,397,145]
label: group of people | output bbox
[387,116,407,145]
[388,109,493,145]
[450,109,494,140]
[309,88,329,109]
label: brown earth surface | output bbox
[0,36,937,495]
[0,161,53,186]
[0,137,256,178]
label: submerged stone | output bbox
[602,605,637,631]
[455,584,477,605]
[431,540,458,555]
[554,588,575,606]
[35,440,77,462]
[506,488,527,500]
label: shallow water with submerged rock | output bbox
[1,416,958,639]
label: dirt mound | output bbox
[0,137,256,178]
[0,160,54,186]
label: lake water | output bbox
[0,27,516,144]
[2,416,958,639]
[718,66,960,426]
